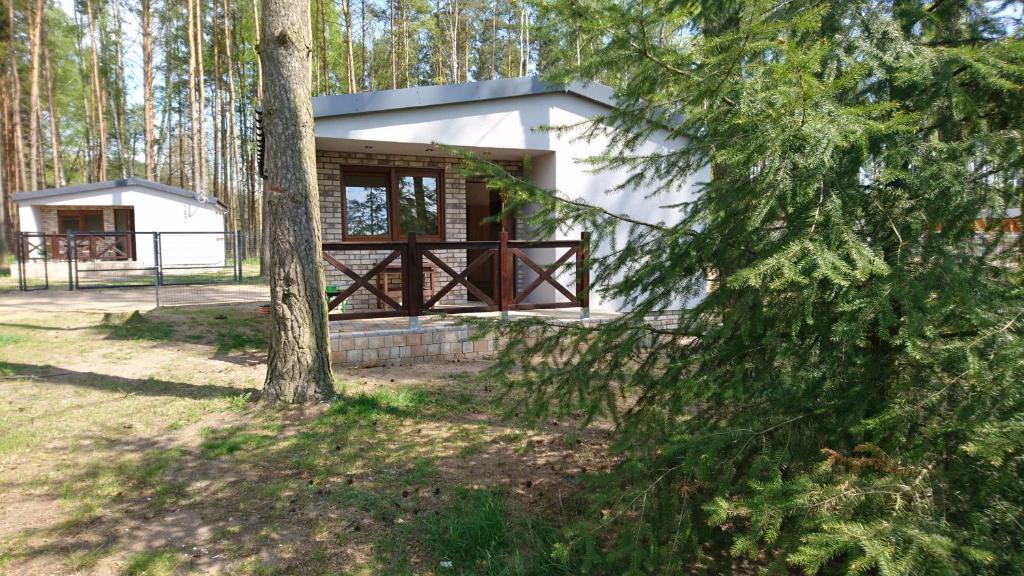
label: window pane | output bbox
[345,174,390,236]
[84,214,104,232]
[398,174,439,236]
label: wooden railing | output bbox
[322,231,590,321]
[20,233,134,261]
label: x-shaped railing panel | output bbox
[323,249,404,312]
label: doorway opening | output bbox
[465,181,514,302]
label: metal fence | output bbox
[7,231,268,306]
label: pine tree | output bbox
[465,1,1024,573]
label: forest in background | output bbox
[0,0,595,259]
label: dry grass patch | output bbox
[0,304,612,575]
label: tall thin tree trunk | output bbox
[85,0,107,180]
[142,0,155,180]
[112,0,130,178]
[187,0,202,192]
[213,21,222,200]
[223,0,239,230]
[196,0,207,192]
[1,73,12,261]
[258,0,335,403]
[43,43,64,187]
[360,0,368,89]
[252,0,264,100]
[27,0,43,190]
[343,0,355,92]
[389,0,397,89]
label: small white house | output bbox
[13,178,227,267]
[311,76,706,312]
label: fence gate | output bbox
[10,231,268,306]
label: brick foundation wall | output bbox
[330,323,498,366]
[317,149,522,312]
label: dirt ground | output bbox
[0,299,611,575]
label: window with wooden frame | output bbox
[341,166,445,241]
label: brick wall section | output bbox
[317,149,522,312]
[328,311,682,367]
[330,323,498,366]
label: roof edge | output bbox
[12,178,228,212]
[312,76,615,119]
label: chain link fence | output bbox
[6,231,268,306]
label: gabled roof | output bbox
[312,76,616,118]
[12,178,228,211]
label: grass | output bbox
[122,550,186,575]
[0,303,604,575]
[423,488,570,576]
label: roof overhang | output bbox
[312,76,615,119]
[12,178,228,212]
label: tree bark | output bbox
[187,0,204,192]
[223,0,239,229]
[43,42,63,187]
[27,0,43,190]
[258,0,335,403]
[389,0,397,89]
[4,1,26,195]
[111,0,130,178]
[142,0,155,180]
[84,0,107,180]
[342,0,355,92]
[195,0,208,191]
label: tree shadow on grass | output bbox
[0,361,255,400]
[100,306,271,368]
[0,380,588,575]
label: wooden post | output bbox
[578,231,590,319]
[407,233,422,322]
[499,230,512,313]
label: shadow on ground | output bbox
[0,375,600,575]
[0,361,254,400]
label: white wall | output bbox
[316,93,706,312]
[16,185,225,267]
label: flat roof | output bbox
[312,76,616,118]
[12,178,228,211]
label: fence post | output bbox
[67,233,75,290]
[15,231,24,291]
[498,230,512,319]
[578,231,590,320]
[407,233,422,329]
[42,235,49,289]
[233,231,242,283]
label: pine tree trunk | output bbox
[142,0,155,180]
[7,1,26,192]
[223,0,239,230]
[196,0,207,192]
[27,0,43,190]
[84,0,107,180]
[389,0,397,89]
[1,73,12,262]
[112,0,129,178]
[258,0,335,403]
[252,0,264,100]
[43,42,64,187]
[343,0,355,93]
[187,0,202,192]
[213,29,222,200]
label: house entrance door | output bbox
[466,181,513,302]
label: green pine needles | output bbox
[460,1,1024,574]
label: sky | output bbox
[57,0,145,106]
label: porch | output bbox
[323,232,595,365]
